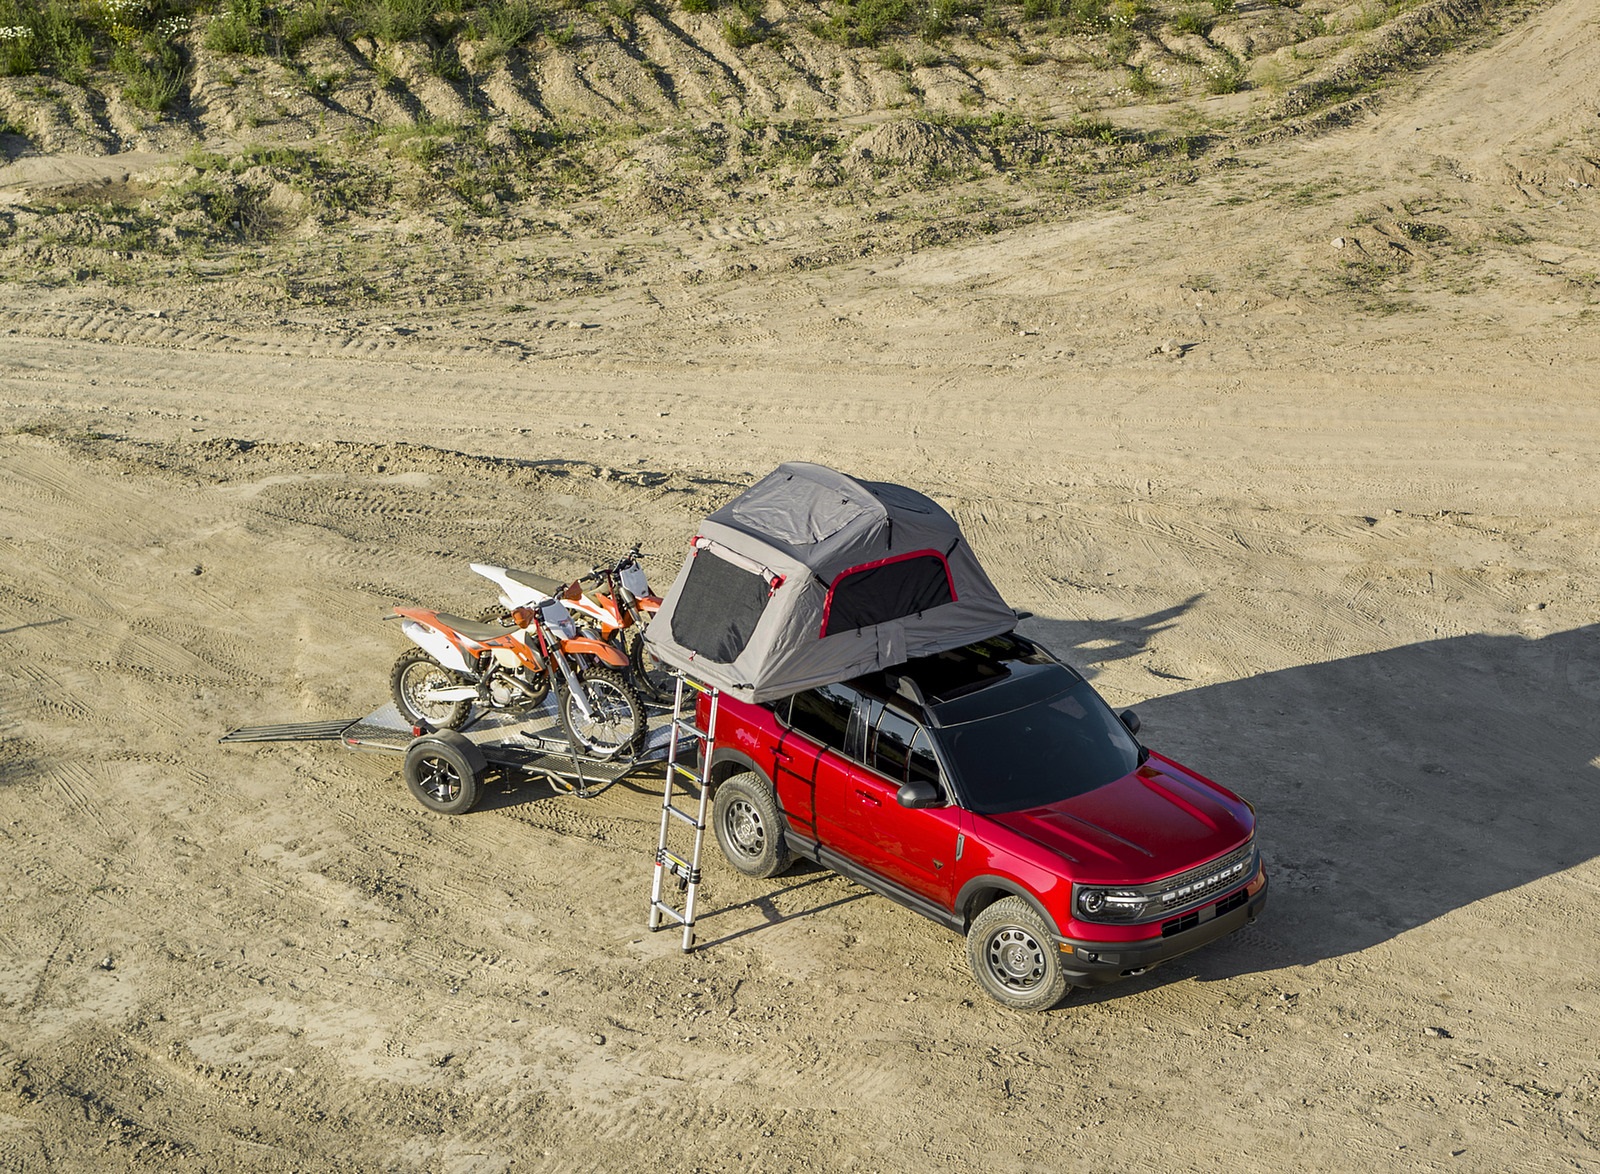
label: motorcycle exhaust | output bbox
[420,685,478,702]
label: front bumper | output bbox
[1057,872,1269,988]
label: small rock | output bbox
[1424,1025,1452,1039]
[1332,236,1346,249]
[591,1033,606,1045]
[98,955,115,971]
[191,565,203,576]
[1524,602,1546,611]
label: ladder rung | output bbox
[656,848,701,883]
[673,718,709,740]
[649,900,691,927]
[670,763,703,783]
[665,804,701,829]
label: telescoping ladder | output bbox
[647,673,717,951]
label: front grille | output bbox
[1076,838,1257,925]
[1152,840,1257,914]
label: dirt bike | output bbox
[492,545,672,703]
[389,563,645,759]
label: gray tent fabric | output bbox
[644,462,1017,702]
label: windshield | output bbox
[936,678,1142,814]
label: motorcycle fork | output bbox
[548,645,596,722]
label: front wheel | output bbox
[712,773,793,879]
[391,647,471,730]
[966,896,1072,1012]
[558,667,645,759]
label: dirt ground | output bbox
[2,0,1599,1170]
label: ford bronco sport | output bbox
[698,632,1267,1011]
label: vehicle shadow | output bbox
[692,869,871,950]
[1119,623,1600,984]
[1022,595,1203,682]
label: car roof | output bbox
[856,634,1082,726]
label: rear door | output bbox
[770,683,859,852]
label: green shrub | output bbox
[1064,0,1106,31]
[205,0,267,54]
[114,29,185,112]
[1126,62,1158,96]
[720,15,757,44]
[477,0,541,59]
[358,0,445,43]
[1171,7,1211,35]
[281,0,335,50]
[818,0,913,46]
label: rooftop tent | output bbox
[644,462,1018,703]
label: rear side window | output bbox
[787,683,858,754]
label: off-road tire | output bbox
[625,627,674,703]
[558,667,645,759]
[390,647,471,730]
[966,896,1072,1012]
[403,732,486,814]
[712,772,793,879]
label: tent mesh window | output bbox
[670,548,771,662]
[822,553,955,636]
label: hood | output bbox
[990,758,1253,885]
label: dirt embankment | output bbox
[0,0,1598,1170]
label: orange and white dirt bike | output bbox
[389,563,645,759]
[498,545,671,703]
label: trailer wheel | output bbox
[712,773,793,879]
[403,732,486,814]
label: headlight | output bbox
[1076,887,1150,920]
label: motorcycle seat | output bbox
[500,568,567,597]
[435,613,518,643]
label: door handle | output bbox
[855,789,881,806]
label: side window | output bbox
[870,709,918,783]
[786,683,857,754]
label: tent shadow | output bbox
[1109,622,1600,984]
[1020,595,1203,681]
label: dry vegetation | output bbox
[0,0,1542,310]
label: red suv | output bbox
[699,632,1267,1010]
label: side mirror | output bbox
[897,780,943,809]
[1119,709,1141,736]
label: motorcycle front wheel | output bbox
[559,667,645,759]
[391,647,472,730]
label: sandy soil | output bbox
[1,0,1598,1169]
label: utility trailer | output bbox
[220,697,675,815]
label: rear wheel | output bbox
[966,896,1072,1012]
[712,773,793,879]
[390,647,471,730]
[403,733,485,814]
[558,667,645,759]
[625,627,674,702]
